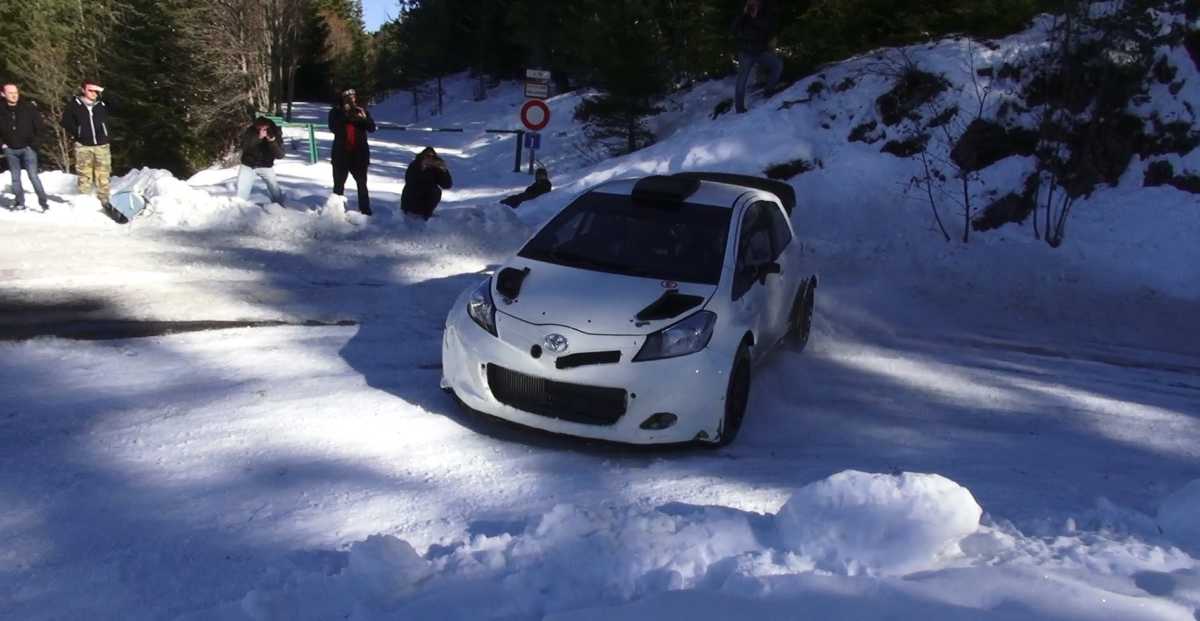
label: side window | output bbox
[760,201,792,259]
[733,204,770,300]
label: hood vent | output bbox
[496,267,531,302]
[635,290,704,322]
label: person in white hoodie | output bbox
[60,80,117,218]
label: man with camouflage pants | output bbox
[61,80,120,222]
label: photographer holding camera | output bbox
[328,87,376,215]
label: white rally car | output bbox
[442,173,817,446]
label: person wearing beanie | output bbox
[328,87,377,215]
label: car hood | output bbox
[494,258,718,336]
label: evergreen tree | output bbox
[572,0,671,155]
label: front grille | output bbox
[486,364,627,426]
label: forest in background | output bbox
[0,0,1120,177]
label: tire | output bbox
[715,344,752,447]
[788,278,816,353]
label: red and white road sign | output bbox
[520,99,550,131]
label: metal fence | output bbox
[262,115,529,173]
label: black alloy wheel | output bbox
[716,344,752,447]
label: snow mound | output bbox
[1158,479,1200,553]
[346,535,433,603]
[776,471,982,575]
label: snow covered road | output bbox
[3,69,1200,619]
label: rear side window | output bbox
[733,203,773,300]
[760,201,792,259]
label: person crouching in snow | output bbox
[237,117,285,205]
[500,167,551,208]
[400,147,453,220]
[329,88,376,215]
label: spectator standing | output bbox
[1,83,50,210]
[61,80,115,212]
[732,0,783,114]
[328,88,376,215]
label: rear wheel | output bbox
[788,278,816,352]
[715,344,752,447]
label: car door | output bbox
[730,202,778,361]
[760,200,797,343]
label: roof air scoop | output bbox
[496,267,530,303]
[635,290,705,322]
[632,175,701,206]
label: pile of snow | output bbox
[183,470,1200,621]
[776,471,982,575]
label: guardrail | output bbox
[261,115,528,173]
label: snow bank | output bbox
[1158,479,1200,553]
[211,472,984,620]
[196,469,1200,620]
[776,471,982,575]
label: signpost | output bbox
[519,101,549,172]
[519,72,551,173]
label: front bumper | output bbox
[441,307,731,444]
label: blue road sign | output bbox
[524,132,542,150]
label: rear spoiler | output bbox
[672,172,797,215]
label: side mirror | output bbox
[763,262,782,276]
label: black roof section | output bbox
[631,175,702,205]
[671,172,797,214]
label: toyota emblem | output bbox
[543,333,569,354]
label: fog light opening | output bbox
[640,413,678,430]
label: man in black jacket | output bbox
[732,0,783,114]
[60,80,114,208]
[236,117,285,205]
[328,88,376,215]
[1,83,50,210]
[400,147,453,220]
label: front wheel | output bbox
[715,344,752,447]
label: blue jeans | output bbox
[236,165,283,204]
[4,146,48,207]
[735,50,784,113]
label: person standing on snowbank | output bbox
[61,80,115,212]
[328,88,376,215]
[1,83,50,210]
[732,0,783,114]
[400,147,453,220]
[237,117,285,205]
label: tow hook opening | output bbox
[640,413,678,430]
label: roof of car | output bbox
[590,174,793,212]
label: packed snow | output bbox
[2,13,1199,621]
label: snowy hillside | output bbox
[2,10,1200,621]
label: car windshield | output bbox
[519,192,731,285]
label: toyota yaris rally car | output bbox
[442,172,817,446]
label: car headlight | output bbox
[633,311,716,362]
[467,279,497,336]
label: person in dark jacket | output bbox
[732,0,783,114]
[400,147,453,220]
[500,167,551,208]
[61,80,115,208]
[237,117,285,205]
[1,83,49,210]
[328,88,376,215]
